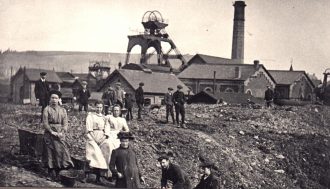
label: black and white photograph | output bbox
[0,0,330,188]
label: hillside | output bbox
[0,103,330,188]
[0,51,193,80]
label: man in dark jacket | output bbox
[194,161,220,189]
[158,154,191,189]
[135,82,144,121]
[102,86,115,115]
[164,87,175,124]
[77,81,91,112]
[173,85,186,128]
[110,132,145,189]
[264,86,274,108]
[125,92,134,121]
[34,72,50,121]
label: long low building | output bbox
[178,60,276,99]
[98,69,192,105]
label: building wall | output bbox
[181,78,244,94]
[12,73,24,103]
[290,75,314,100]
[275,85,290,99]
[244,69,275,98]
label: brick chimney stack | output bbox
[231,1,246,64]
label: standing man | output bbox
[194,161,220,189]
[173,85,186,128]
[77,81,91,112]
[264,85,274,108]
[114,82,125,108]
[164,87,175,124]
[35,72,50,121]
[102,86,115,115]
[110,132,145,189]
[135,82,144,121]
[158,154,191,189]
[124,92,134,121]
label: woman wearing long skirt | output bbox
[85,100,112,183]
[106,105,130,159]
[43,90,74,180]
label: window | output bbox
[246,89,252,95]
[224,88,234,93]
[204,87,213,93]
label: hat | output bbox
[108,86,114,90]
[40,72,47,76]
[177,85,183,89]
[81,81,87,85]
[199,161,215,169]
[116,82,121,86]
[117,131,134,140]
[139,82,144,86]
[168,87,173,91]
[49,90,62,98]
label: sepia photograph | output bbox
[0,0,329,188]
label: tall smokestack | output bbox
[231,1,246,64]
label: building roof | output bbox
[60,88,73,98]
[101,69,191,94]
[268,70,315,87]
[72,73,91,81]
[187,90,263,104]
[13,68,62,83]
[178,63,262,80]
[122,63,174,73]
[56,72,76,83]
[188,54,241,65]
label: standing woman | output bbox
[43,90,74,180]
[85,100,112,183]
[107,105,130,153]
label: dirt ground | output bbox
[0,102,330,188]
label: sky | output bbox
[0,0,329,79]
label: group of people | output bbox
[39,89,219,188]
[101,81,144,121]
[35,72,220,188]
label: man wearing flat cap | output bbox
[35,72,50,121]
[110,132,145,188]
[77,81,91,112]
[173,85,186,128]
[164,87,175,124]
[135,82,144,121]
[194,161,220,189]
[158,153,191,189]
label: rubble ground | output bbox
[0,102,330,188]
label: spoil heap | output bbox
[0,103,330,188]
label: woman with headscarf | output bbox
[42,90,74,180]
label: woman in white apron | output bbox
[85,100,112,183]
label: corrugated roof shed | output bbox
[178,64,259,80]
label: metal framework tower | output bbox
[125,11,186,69]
